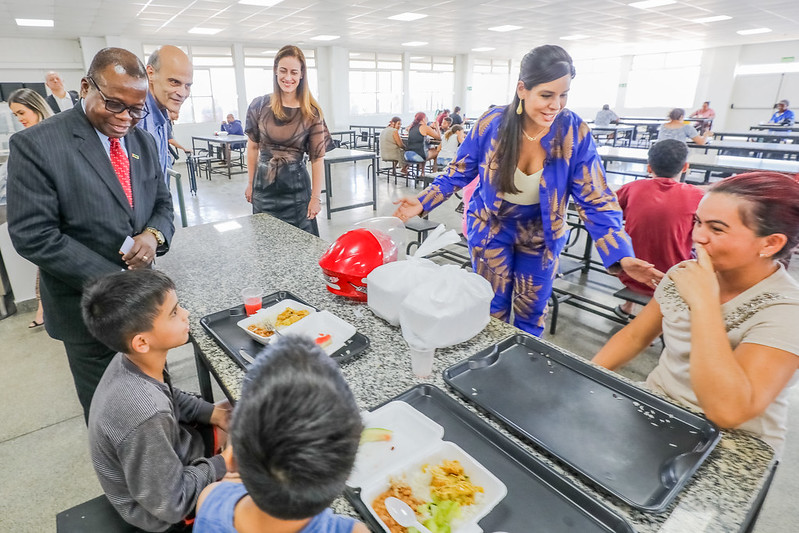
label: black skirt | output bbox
[251,158,319,236]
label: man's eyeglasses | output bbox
[88,77,149,120]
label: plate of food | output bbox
[280,310,357,355]
[361,441,507,533]
[236,299,315,345]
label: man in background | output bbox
[768,99,795,126]
[613,139,703,318]
[594,104,619,126]
[7,47,174,421]
[689,101,715,134]
[44,71,79,114]
[450,106,463,125]
[138,45,193,186]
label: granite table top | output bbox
[157,213,776,533]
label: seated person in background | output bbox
[658,108,706,145]
[450,105,463,124]
[404,112,441,174]
[768,99,795,126]
[594,104,619,126]
[689,100,715,134]
[221,113,247,150]
[440,115,453,134]
[593,171,799,459]
[614,139,704,318]
[82,270,231,532]
[437,124,465,168]
[194,336,368,533]
[435,108,450,126]
[378,116,407,174]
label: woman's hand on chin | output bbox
[669,244,719,309]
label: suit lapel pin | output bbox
[131,153,140,160]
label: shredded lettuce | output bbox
[407,497,460,533]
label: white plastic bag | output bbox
[399,264,494,349]
[366,224,460,326]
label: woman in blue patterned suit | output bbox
[394,45,661,336]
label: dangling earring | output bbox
[516,100,523,115]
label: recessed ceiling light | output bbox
[737,27,772,35]
[488,25,522,32]
[388,12,427,22]
[471,47,495,52]
[402,41,428,47]
[560,34,589,40]
[15,18,54,27]
[188,27,222,35]
[628,0,676,9]
[261,50,278,54]
[310,35,340,41]
[692,15,732,23]
[238,0,284,6]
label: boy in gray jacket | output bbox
[82,269,231,532]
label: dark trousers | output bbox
[63,339,116,423]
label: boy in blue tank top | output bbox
[194,336,369,533]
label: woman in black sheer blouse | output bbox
[244,45,331,236]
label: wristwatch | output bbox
[144,227,165,246]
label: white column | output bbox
[232,43,248,121]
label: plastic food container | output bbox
[236,299,316,345]
[349,401,507,533]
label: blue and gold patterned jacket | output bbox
[417,105,635,268]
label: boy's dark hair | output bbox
[81,270,176,353]
[648,139,689,178]
[231,335,362,520]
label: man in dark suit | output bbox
[45,71,79,114]
[7,48,174,422]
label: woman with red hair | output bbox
[594,172,799,457]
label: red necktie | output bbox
[109,137,133,207]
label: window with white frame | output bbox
[624,50,702,108]
[243,47,318,108]
[568,57,622,110]
[470,58,512,117]
[348,52,403,116]
[408,55,454,116]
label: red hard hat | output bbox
[319,228,397,301]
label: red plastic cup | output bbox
[241,288,263,316]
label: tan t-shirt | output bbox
[646,264,799,457]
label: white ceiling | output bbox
[1,0,799,59]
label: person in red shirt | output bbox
[435,108,450,126]
[615,139,704,317]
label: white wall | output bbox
[0,37,84,95]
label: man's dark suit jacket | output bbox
[7,105,175,344]
[46,90,80,114]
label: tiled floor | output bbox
[1,158,796,532]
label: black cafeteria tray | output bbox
[345,384,634,533]
[200,290,369,369]
[443,334,721,513]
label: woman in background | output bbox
[404,112,441,175]
[8,88,53,328]
[394,45,659,336]
[657,108,706,145]
[378,116,407,174]
[594,172,799,458]
[244,45,331,236]
[436,124,465,168]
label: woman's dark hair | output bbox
[231,335,362,520]
[494,45,576,194]
[710,172,799,262]
[668,108,685,121]
[648,139,688,178]
[81,270,176,353]
[389,116,401,125]
[409,111,426,130]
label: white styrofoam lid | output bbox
[347,401,444,488]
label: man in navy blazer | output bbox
[7,48,174,421]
